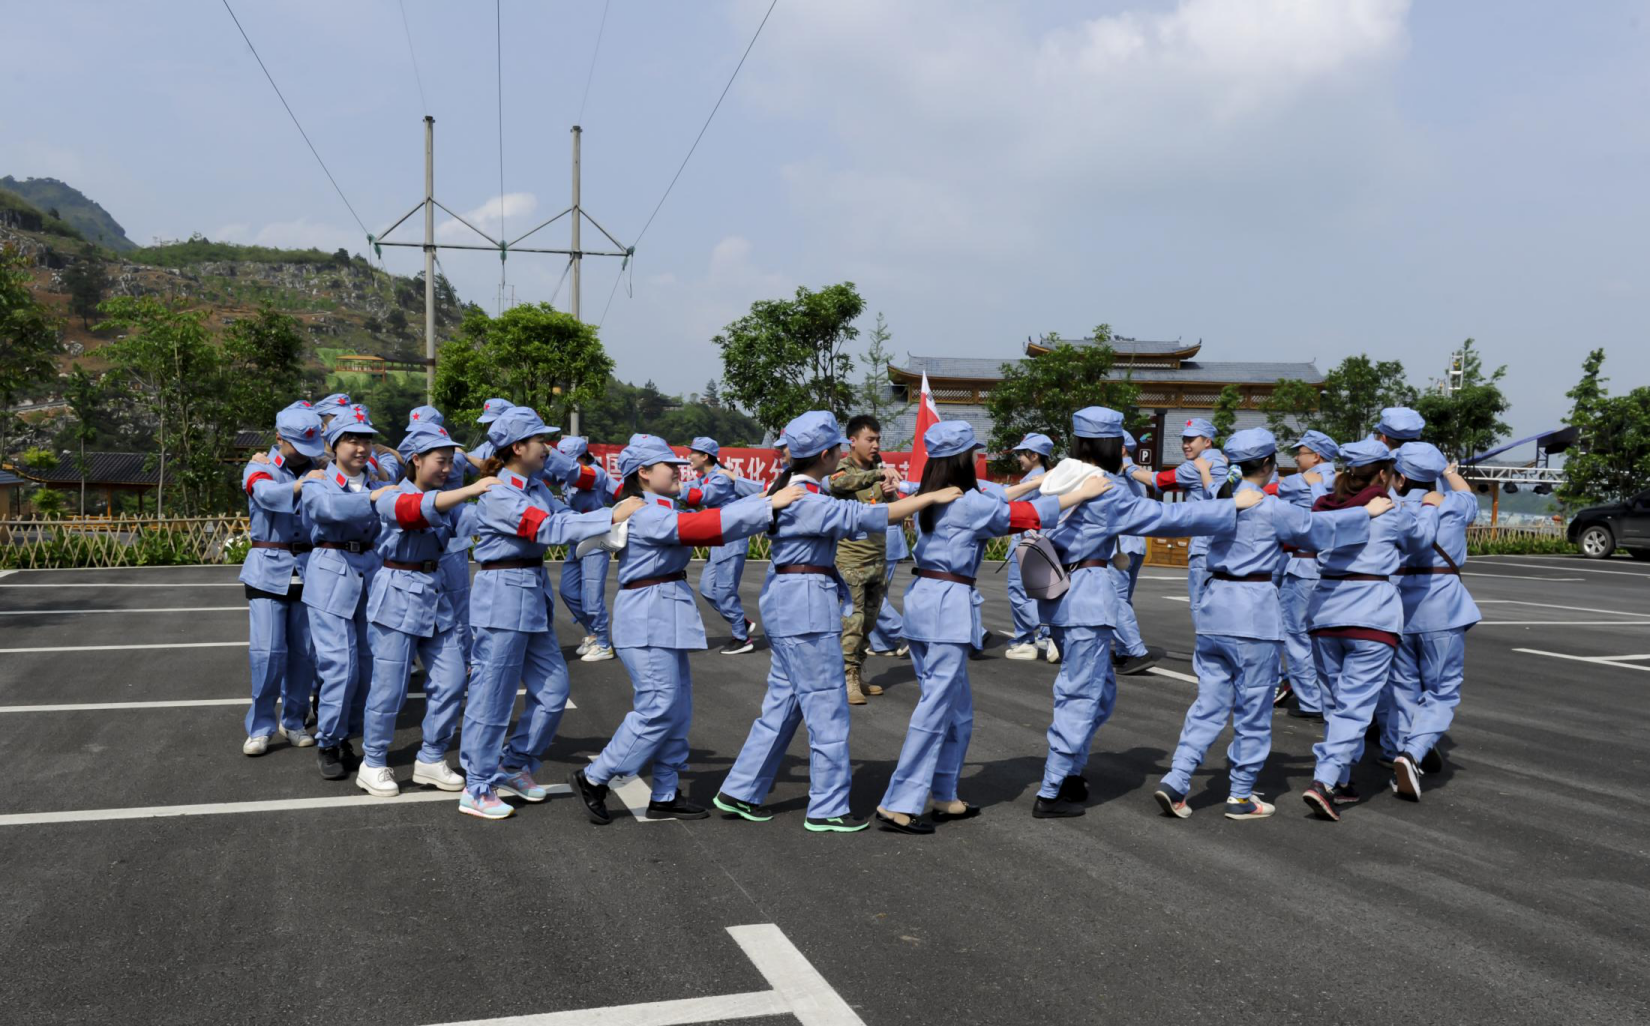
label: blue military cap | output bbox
[1011,432,1054,458]
[690,436,720,459]
[1224,427,1278,463]
[628,433,652,446]
[1340,437,1395,468]
[925,421,983,459]
[781,411,849,460]
[477,397,514,424]
[1376,406,1425,441]
[487,406,559,450]
[557,435,589,459]
[282,399,316,413]
[275,407,325,459]
[1292,430,1340,462]
[1123,429,1138,450]
[1394,441,1448,483]
[407,405,444,427]
[318,393,352,414]
[400,422,457,457]
[1181,417,1217,439]
[325,403,378,444]
[617,435,688,480]
[1073,406,1125,439]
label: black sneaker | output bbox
[317,746,348,781]
[1331,782,1363,806]
[805,814,869,833]
[1420,747,1444,774]
[337,739,360,770]
[1391,753,1422,801]
[1288,706,1325,720]
[569,769,612,825]
[646,792,709,820]
[1116,646,1164,676]
[1302,781,1340,821]
[1058,775,1089,804]
[1273,680,1294,708]
[712,792,774,822]
[1032,795,1085,819]
[720,637,755,655]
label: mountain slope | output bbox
[0,175,134,250]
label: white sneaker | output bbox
[283,727,316,748]
[1045,639,1061,663]
[576,634,596,657]
[412,758,465,791]
[241,734,271,757]
[355,764,400,797]
[581,644,615,662]
[1005,643,1040,660]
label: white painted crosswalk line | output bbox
[0,606,247,615]
[1514,648,1650,672]
[1147,667,1199,684]
[0,641,249,654]
[0,690,552,714]
[0,786,573,827]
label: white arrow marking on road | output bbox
[1513,648,1650,672]
[421,924,865,1026]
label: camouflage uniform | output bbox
[830,462,890,700]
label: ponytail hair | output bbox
[620,471,647,500]
[1219,455,1275,499]
[478,456,507,478]
[1334,460,1392,499]
[917,452,978,534]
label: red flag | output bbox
[906,371,941,484]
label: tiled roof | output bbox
[891,356,1324,385]
[14,452,159,486]
[0,468,26,486]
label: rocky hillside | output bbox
[1,176,134,250]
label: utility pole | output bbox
[423,115,436,400]
[569,125,582,435]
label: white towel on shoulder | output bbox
[1037,458,1107,496]
[574,518,628,559]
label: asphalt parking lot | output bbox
[2,554,1647,1025]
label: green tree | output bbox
[1413,338,1511,461]
[1314,355,1418,447]
[702,378,721,408]
[1210,384,1244,441]
[1261,377,1323,441]
[714,283,864,434]
[222,305,305,433]
[855,311,914,444]
[386,307,410,339]
[1,244,62,472]
[432,302,614,430]
[985,328,1139,467]
[62,244,109,329]
[62,364,114,514]
[1559,350,1650,507]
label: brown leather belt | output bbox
[1281,545,1318,559]
[250,540,312,554]
[1064,558,1111,572]
[314,540,368,554]
[622,570,688,591]
[1397,566,1459,576]
[1212,572,1274,583]
[1322,573,1389,582]
[774,563,837,575]
[383,559,439,573]
[478,558,543,571]
[913,567,976,586]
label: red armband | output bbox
[1154,469,1179,490]
[1263,481,1279,496]
[675,509,725,546]
[1007,501,1042,532]
[394,493,430,531]
[573,465,597,491]
[516,506,549,539]
[245,471,275,495]
[683,487,704,507]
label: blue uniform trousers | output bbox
[309,601,371,748]
[879,640,974,815]
[1312,635,1398,787]
[362,622,465,768]
[867,563,903,652]
[1389,628,1466,760]
[1110,558,1146,658]
[1006,554,1047,646]
[1186,555,1210,628]
[245,595,314,737]
[460,626,572,795]
[559,549,612,646]
[439,551,472,662]
[587,646,693,801]
[698,551,750,641]
[1161,634,1277,799]
[721,632,853,818]
[1036,626,1116,799]
[1277,576,1322,713]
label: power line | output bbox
[632,0,777,248]
[496,0,507,311]
[576,0,611,126]
[397,0,430,116]
[550,257,574,309]
[597,254,628,328]
[219,0,369,237]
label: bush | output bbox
[1467,535,1575,556]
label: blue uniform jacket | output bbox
[1005,468,1046,558]
[1396,488,1481,633]
[1308,500,1440,634]
[300,468,382,616]
[368,482,453,637]
[760,478,890,637]
[563,463,622,514]
[905,489,1061,644]
[469,472,615,633]
[239,449,312,595]
[1197,482,1373,641]
[614,492,773,649]
[1041,484,1235,628]
[1276,465,1337,579]
[1176,448,1229,560]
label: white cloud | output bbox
[435,192,539,244]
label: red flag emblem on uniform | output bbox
[334,472,347,487]
[507,474,526,489]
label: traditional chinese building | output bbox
[883,335,1325,468]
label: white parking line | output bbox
[1474,560,1650,578]
[586,756,664,824]
[423,923,865,1026]
[0,641,249,654]
[1162,595,1190,602]
[0,690,545,714]
[1478,599,1650,618]
[1479,620,1650,627]
[0,786,572,827]
[1462,572,1585,582]
[1513,648,1650,672]
[0,582,247,588]
[0,606,247,616]
[1147,667,1198,684]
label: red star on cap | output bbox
[337,397,348,405]
[412,412,420,420]
[1186,420,1194,427]
[304,427,315,438]
[438,427,447,436]
[354,409,366,423]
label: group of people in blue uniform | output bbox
[238,388,1474,830]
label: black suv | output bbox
[1567,489,1650,559]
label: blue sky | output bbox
[5,0,1647,443]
